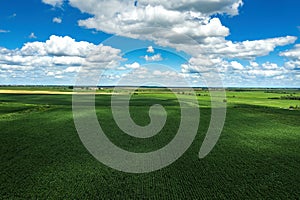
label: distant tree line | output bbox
[280,95,300,100]
[268,95,300,101]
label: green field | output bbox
[0,88,300,199]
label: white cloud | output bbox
[64,66,81,73]
[0,35,123,82]
[250,61,259,68]
[42,0,64,7]
[69,0,243,19]
[280,44,300,60]
[247,69,284,78]
[117,66,127,71]
[46,71,55,76]
[181,55,222,73]
[147,46,155,53]
[18,35,121,61]
[55,75,64,79]
[280,44,300,70]
[230,61,243,70]
[125,62,140,69]
[181,56,300,86]
[29,32,37,39]
[152,70,178,77]
[0,29,10,33]
[262,62,279,70]
[284,60,300,70]
[69,0,234,49]
[53,17,62,23]
[203,36,297,60]
[176,36,296,61]
[67,0,296,69]
[144,54,163,61]
[11,0,300,86]
[274,75,285,80]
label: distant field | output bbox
[0,88,299,198]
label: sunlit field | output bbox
[0,88,299,199]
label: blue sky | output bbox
[0,0,300,87]
[221,0,300,41]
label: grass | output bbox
[0,88,300,199]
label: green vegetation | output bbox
[0,88,299,199]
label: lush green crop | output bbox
[0,89,299,199]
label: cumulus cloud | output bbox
[147,0,243,15]
[125,62,140,69]
[147,46,155,53]
[230,61,243,70]
[280,44,300,60]
[117,66,127,71]
[192,36,297,59]
[181,55,222,73]
[68,0,234,48]
[144,54,163,61]
[34,0,300,85]
[247,69,283,78]
[181,55,300,86]
[0,35,123,83]
[42,0,64,7]
[66,0,296,67]
[280,44,300,71]
[53,17,62,23]
[64,66,81,73]
[180,35,297,84]
[250,61,259,68]
[284,60,300,70]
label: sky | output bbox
[0,0,300,87]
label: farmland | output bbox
[0,88,300,199]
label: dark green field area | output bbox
[0,89,300,199]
